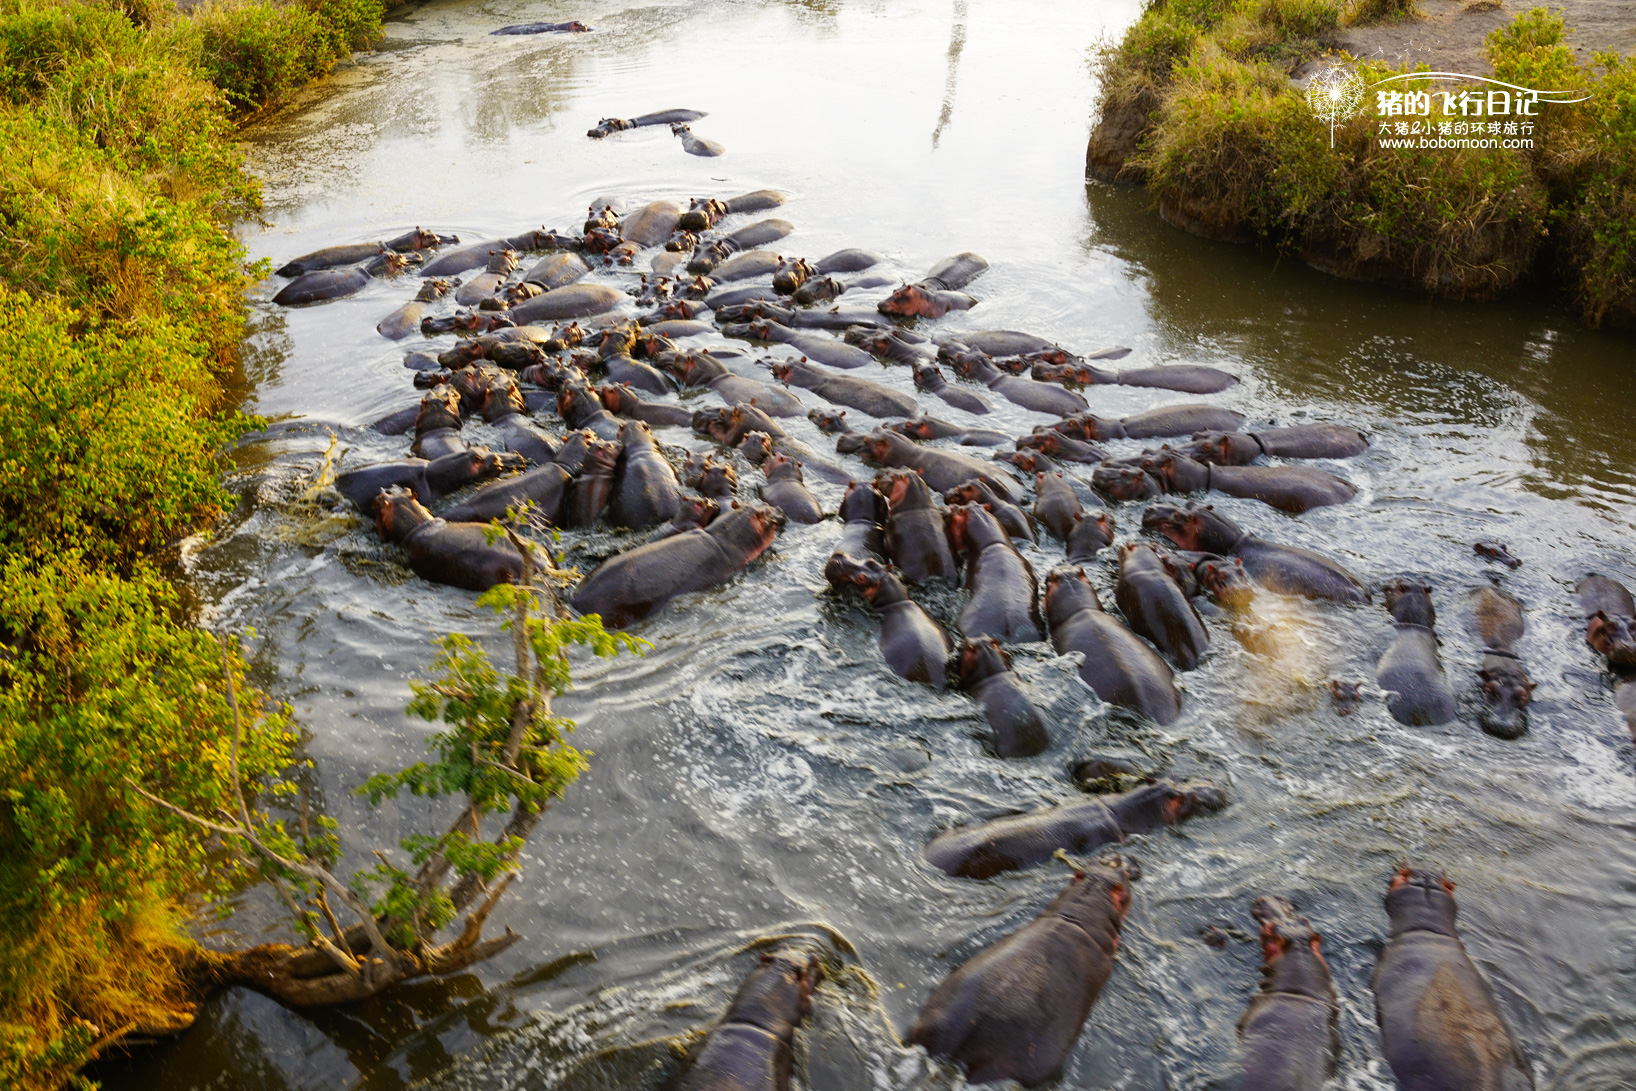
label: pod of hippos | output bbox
[273,185,1605,1089]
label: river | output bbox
[98,0,1636,1088]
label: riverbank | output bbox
[1088,1,1636,327]
[0,1,386,1086]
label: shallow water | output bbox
[99,0,1636,1088]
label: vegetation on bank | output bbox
[0,0,388,1085]
[1089,1,1636,325]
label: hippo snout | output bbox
[1186,785,1228,815]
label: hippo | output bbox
[1143,503,1367,605]
[945,330,1052,357]
[1181,424,1370,465]
[662,352,803,417]
[492,19,590,34]
[558,381,624,441]
[854,431,1023,502]
[453,248,519,306]
[826,553,951,686]
[769,361,918,419]
[481,381,559,464]
[522,251,591,289]
[881,471,958,583]
[948,503,1043,643]
[378,277,456,340]
[1044,567,1181,723]
[878,252,989,318]
[1372,867,1535,1091]
[1577,575,1636,669]
[275,228,451,277]
[411,387,466,460]
[1091,459,1163,503]
[587,108,707,138]
[712,251,784,283]
[724,320,876,370]
[1474,541,1522,568]
[671,123,724,156]
[721,189,785,215]
[602,352,673,397]
[686,457,739,500]
[665,496,720,537]
[609,420,682,529]
[1145,449,1357,514]
[572,503,783,628]
[793,275,847,304]
[1194,554,1255,610]
[670,948,821,1091]
[643,318,711,339]
[421,240,510,278]
[1017,430,1107,465]
[924,781,1225,879]
[692,404,786,446]
[911,362,993,415]
[837,481,888,560]
[759,455,821,524]
[846,326,936,366]
[618,200,682,248]
[1033,472,1087,542]
[737,431,774,466]
[688,219,795,275]
[946,479,1034,542]
[440,459,571,526]
[809,409,853,435]
[373,486,531,592]
[1470,587,1534,740]
[420,309,515,337]
[909,860,1131,1088]
[595,383,693,429]
[678,198,730,232]
[1376,581,1457,726]
[1055,405,1246,442]
[889,417,1009,448]
[723,301,891,332]
[941,342,1089,416]
[1238,896,1340,1091]
[335,448,523,513]
[273,250,416,305]
[813,248,883,274]
[563,436,620,526]
[771,258,815,295]
[1066,511,1118,565]
[1034,359,1238,395]
[1116,542,1209,670]
[954,638,1049,758]
[510,283,625,323]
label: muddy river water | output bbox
[99,0,1636,1088]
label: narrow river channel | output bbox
[100,0,1636,1088]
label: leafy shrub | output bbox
[1346,0,1417,26]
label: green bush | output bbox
[186,0,384,113]
[1262,0,1341,39]
[1346,0,1417,27]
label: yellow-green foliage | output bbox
[1346,0,1417,27]
[0,0,386,1085]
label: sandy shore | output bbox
[1332,0,1635,76]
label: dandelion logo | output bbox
[1306,65,1365,148]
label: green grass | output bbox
[0,0,389,1085]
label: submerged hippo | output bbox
[588,108,707,138]
[855,430,1023,502]
[1376,581,1457,726]
[881,471,958,584]
[1470,587,1535,740]
[909,860,1132,1088]
[1238,896,1340,1091]
[948,503,1042,643]
[1181,424,1370,465]
[836,481,888,560]
[946,479,1034,542]
[955,638,1049,758]
[608,419,682,529]
[1372,867,1535,1091]
[373,486,532,592]
[492,19,590,34]
[1116,542,1209,670]
[878,252,989,318]
[925,781,1225,879]
[274,250,417,305]
[275,227,451,277]
[1145,449,1357,514]
[1045,566,1182,724]
[670,948,821,1091]
[377,277,456,339]
[1577,574,1636,669]
[411,387,466,460]
[1055,405,1246,441]
[572,503,783,627]
[826,552,951,686]
[1143,503,1367,605]
[335,447,523,513]
[442,463,572,526]
[769,361,918,419]
[759,455,822,524]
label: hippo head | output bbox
[795,276,843,304]
[1478,658,1535,739]
[1146,449,1209,493]
[838,481,887,524]
[944,482,987,509]
[671,495,720,532]
[1153,548,1200,597]
[1188,430,1261,466]
[673,274,711,300]
[582,437,621,477]
[824,551,888,594]
[415,387,463,433]
[941,346,984,380]
[911,363,945,391]
[449,366,495,410]
[1141,503,1240,554]
[954,637,1012,689]
[481,381,527,424]
[380,249,420,274]
[859,433,902,468]
[889,418,937,442]
[1587,611,1636,669]
[763,452,802,482]
[583,205,618,232]
[1382,580,1436,627]
[881,469,932,510]
[562,20,591,30]
[767,360,795,383]
[594,383,635,414]
[947,503,1003,553]
[556,382,591,422]
[808,408,850,435]
[637,332,677,358]
[1384,866,1459,938]
[690,459,738,497]
[662,299,701,320]
[1015,433,1058,456]
[1109,781,1228,834]
[415,277,456,302]
[1092,462,1161,502]
[691,407,735,446]
[1044,566,1102,626]
[1067,511,1117,557]
[503,282,544,304]
[372,485,434,543]
[733,502,786,551]
[738,431,774,465]
[485,248,519,275]
[1065,858,1134,921]
[878,284,937,318]
[620,418,656,449]
[1250,896,1328,978]
[598,325,637,358]
[678,198,728,231]
[849,330,893,356]
[1329,679,1363,716]
[995,450,1050,474]
[551,430,596,475]
[582,226,623,255]
[1195,556,1254,610]
[742,947,822,1031]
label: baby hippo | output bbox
[924,780,1226,879]
[1372,867,1535,1091]
[825,552,950,686]
[671,948,822,1091]
[1375,581,1457,726]
[1238,896,1339,1091]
